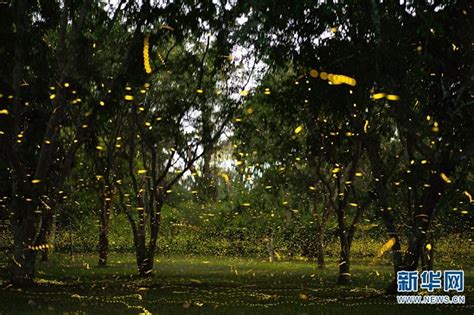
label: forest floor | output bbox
[0,253,472,314]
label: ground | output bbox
[0,254,472,314]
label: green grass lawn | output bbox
[0,253,472,314]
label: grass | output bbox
[0,253,473,314]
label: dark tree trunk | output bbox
[98,229,109,267]
[10,187,38,286]
[421,238,434,271]
[316,228,325,269]
[122,192,162,277]
[386,164,449,293]
[364,134,403,274]
[98,192,112,267]
[402,169,445,270]
[138,256,154,277]
[8,0,72,285]
[198,104,217,202]
[337,235,351,285]
[136,202,162,276]
[336,203,352,285]
[39,212,53,262]
[9,0,37,287]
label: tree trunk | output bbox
[40,212,54,262]
[402,169,445,270]
[135,228,152,276]
[44,213,57,261]
[421,238,434,271]
[266,236,275,262]
[336,201,352,285]
[337,235,351,285]
[386,166,448,293]
[98,192,112,267]
[364,135,403,274]
[10,179,38,286]
[9,0,37,287]
[138,255,154,277]
[98,229,109,267]
[137,203,162,276]
[316,223,325,268]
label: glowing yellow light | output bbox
[239,90,249,96]
[440,172,451,184]
[49,94,56,100]
[99,101,105,106]
[372,93,385,100]
[96,146,104,151]
[196,89,204,94]
[160,24,174,31]
[463,191,473,203]
[242,203,251,207]
[332,167,341,173]
[363,120,369,133]
[309,69,318,78]
[137,169,147,174]
[143,35,152,74]
[426,243,432,251]
[320,72,328,80]
[31,179,41,184]
[0,109,9,115]
[309,186,316,191]
[221,173,230,184]
[124,95,134,101]
[378,238,396,257]
[386,94,400,101]
[294,125,304,134]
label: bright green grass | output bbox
[0,253,472,314]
